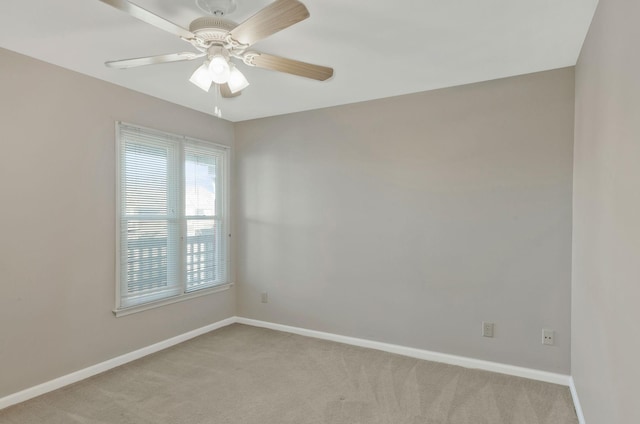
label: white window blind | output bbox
[117,123,229,311]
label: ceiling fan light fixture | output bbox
[189,62,214,91]
[208,55,231,84]
[227,64,249,93]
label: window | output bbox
[115,122,230,315]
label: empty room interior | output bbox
[0,0,638,423]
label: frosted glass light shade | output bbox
[208,56,230,84]
[227,65,250,93]
[189,63,213,92]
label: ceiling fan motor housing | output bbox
[189,17,237,45]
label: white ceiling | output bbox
[0,0,597,122]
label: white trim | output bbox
[0,317,236,411]
[114,121,122,310]
[117,121,231,151]
[113,283,233,317]
[1,316,577,414]
[235,317,571,386]
[569,377,586,424]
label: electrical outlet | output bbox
[542,329,554,345]
[482,322,494,338]
[261,292,268,303]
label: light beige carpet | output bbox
[0,324,577,423]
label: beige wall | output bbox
[0,44,579,400]
[0,48,235,398]
[235,68,575,373]
[573,0,640,422]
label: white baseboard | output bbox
[235,317,571,386]
[569,377,586,424]
[0,316,236,411]
[1,315,577,415]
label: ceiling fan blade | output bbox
[98,0,195,40]
[106,52,205,69]
[244,52,333,81]
[220,83,242,98]
[228,0,309,47]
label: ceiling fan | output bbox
[99,0,334,99]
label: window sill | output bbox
[113,283,233,318]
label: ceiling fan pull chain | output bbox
[213,84,222,118]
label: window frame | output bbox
[114,122,232,317]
